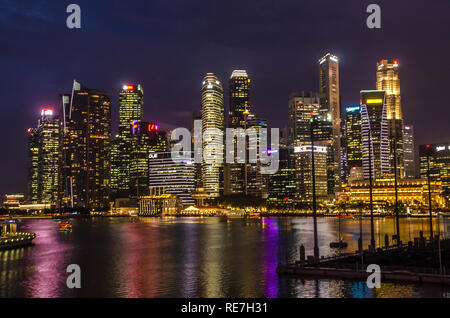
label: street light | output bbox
[310,115,319,260]
[426,144,433,240]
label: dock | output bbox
[277,236,450,285]
[0,232,36,250]
[0,220,36,250]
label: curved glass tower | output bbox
[201,73,224,197]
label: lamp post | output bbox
[392,137,400,245]
[426,144,433,240]
[311,116,319,260]
[368,132,376,251]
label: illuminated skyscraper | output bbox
[294,144,329,202]
[130,122,168,197]
[377,59,404,178]
[201,73,224,197]
[288,92,333,198]
[288,92,322,145]
[27,108,60,205]
[403,125,416,179]
[360,90,389,180]
[111,84,144,198]
[420,143,450,205]
[60,80,111,210]
[267,142,296,207]
[319,53,341,191]
[345,106,363,177]
[229,70,250,128]
[37,109,60,204]
[27,128,39,204]
[148,152,196,206]
[225,70,250,196]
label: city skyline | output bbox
[2,0,450,199]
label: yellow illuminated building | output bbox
[339,178,446,208]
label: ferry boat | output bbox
[59,222,72,232]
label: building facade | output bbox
[148,152,196,206]
[344,105,363,182]
[360,90,390,180]
[319,53,341,192]
[201,73,224,197]
[111,84,144,198]
[27,108,60,205]
[403,125,416,178]
[60,80,111,210]
[294,144,329,202]
[419,143,450,206]
[377,59,404,178]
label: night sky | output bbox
[1,0,449,198]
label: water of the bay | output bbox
[1,217,449,298]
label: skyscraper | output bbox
[267,142,296,207]
[419,143,450,206]
[130,122,168,197]
[288,91,333,198]
[345,105,363,178]
[377,59,404,178]
[201,73,224,197]
[319,53,341,192]
[229,70,250,128]
[27,108,60,205]
[148,152,196,206]
[294,144,329,202]
[403,125,416,179]
[60,80,111,210]
[111,84,144,198]
[360,90,390,180]
[36,108,60,204]
[27,128,39,204]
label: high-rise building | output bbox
[403,125,416,178]
[130,122,168,197]
[111,84,144,198]
[27,128,39,204]
[27,108,60,205]
[360,90,390,180]
[201,73,224,197]
[148,152,196,206]
[319,53,341,192]
[345,106,363,179]
[419,143,450,206]
[60,80,111,210]
[377,59,404,178]
[229,70,250,128]
[294,144,329,202]
[37,108,60,204]
[267,144,296,207]
[288,91,334,198]
[225,70,250,196]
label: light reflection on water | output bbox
[0,217,449,298]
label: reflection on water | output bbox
[0,217,449,298]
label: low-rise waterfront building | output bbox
[138,187,180,216]
[338,178,446,209]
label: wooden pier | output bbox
[277,236,450,285]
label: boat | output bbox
[59,222,72,232]
[330,212,347,249]
[330,240,348,249]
